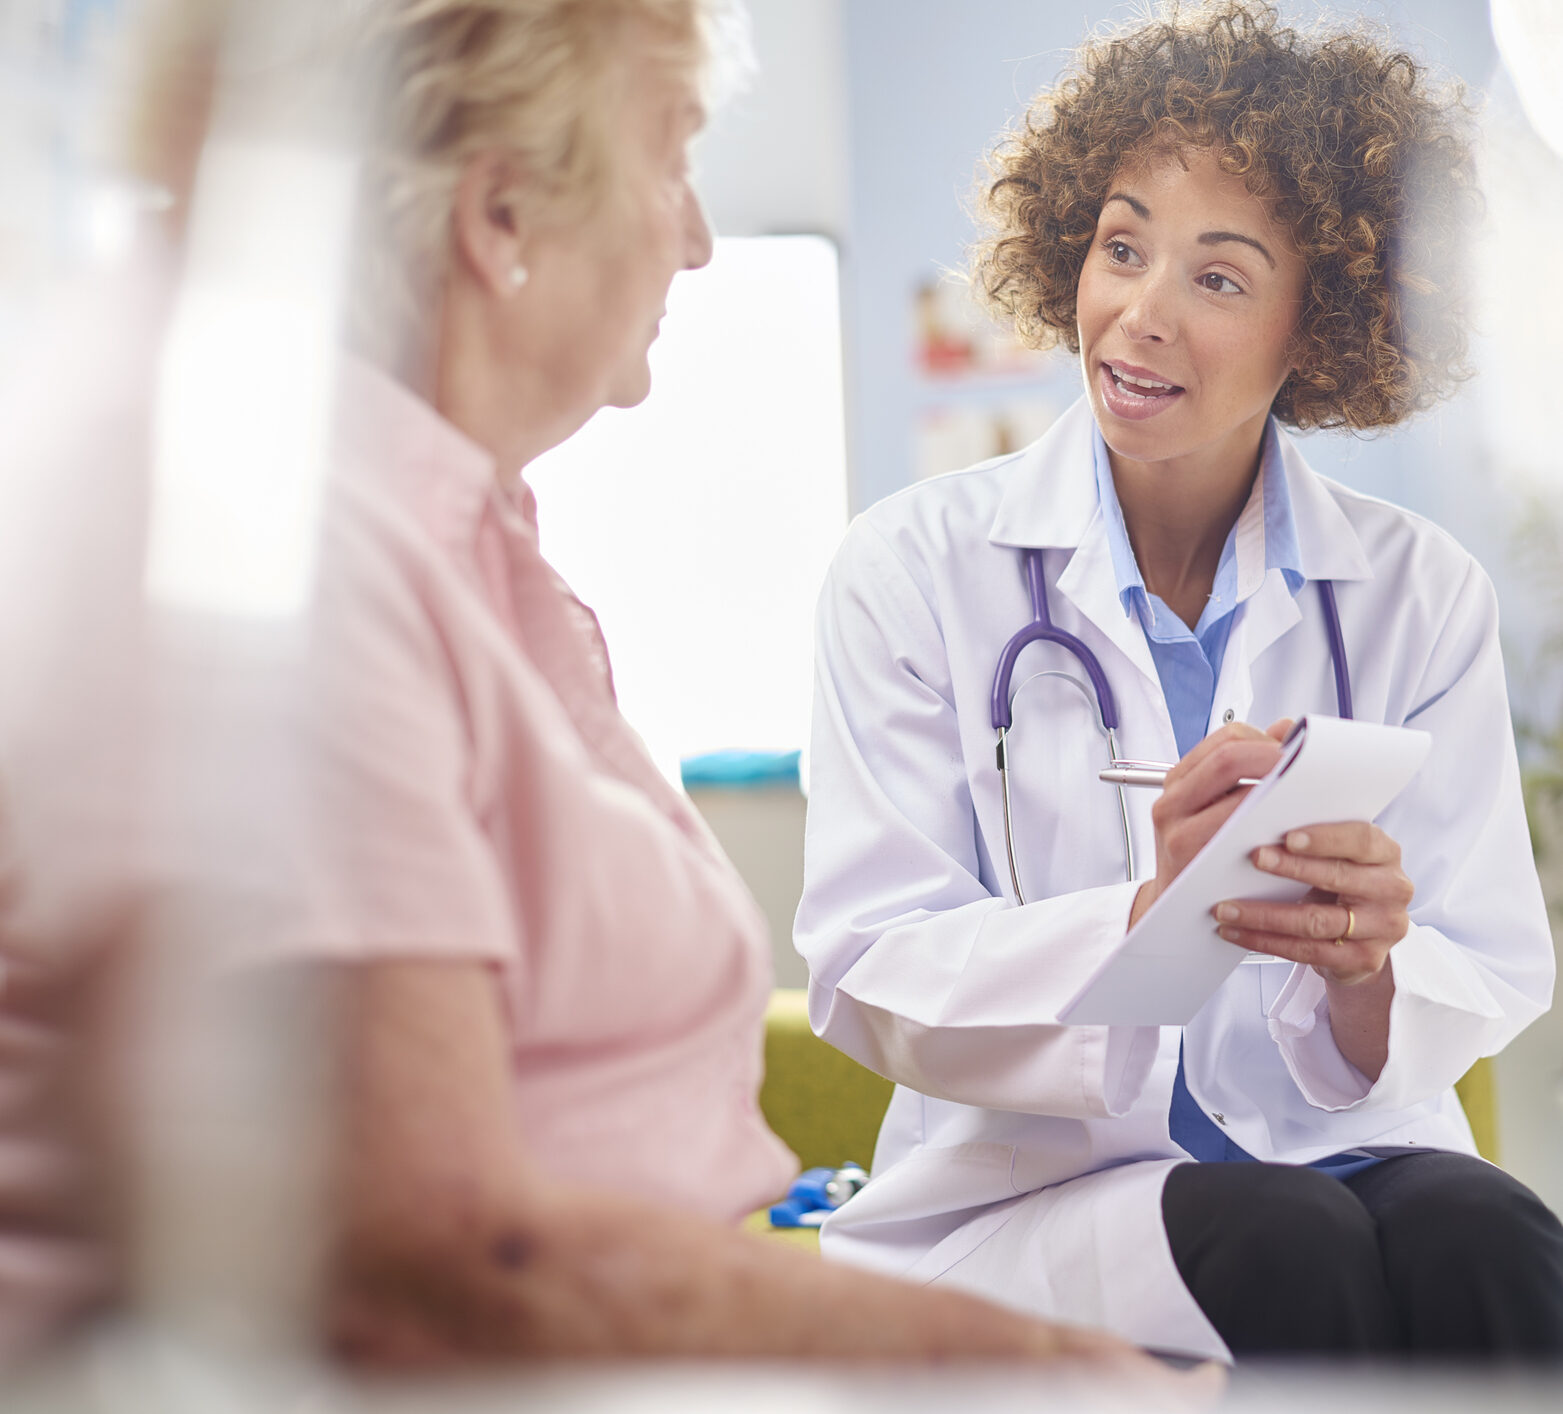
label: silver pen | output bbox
[1098,760,1264,789]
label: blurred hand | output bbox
[1031,1322,1228,1405]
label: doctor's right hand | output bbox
[1127,719,1294,931]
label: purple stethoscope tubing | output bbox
[991,546,1352,905]
[1316,579,1353,721]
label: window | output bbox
[528,235,848,785]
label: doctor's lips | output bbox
[1098,359,1185,421]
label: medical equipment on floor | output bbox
[769,1163,869,1228]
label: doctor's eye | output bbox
[1101,239,1141,267]
[1198,271,1244,295]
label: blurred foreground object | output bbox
[1492,0,1563,159]
[0,0,348,1364]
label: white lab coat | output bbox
[794,398,1555,1361]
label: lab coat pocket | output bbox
[821,1141,1021,1284]
[851,1141,1021,1223]
[870,1141,1023,1286]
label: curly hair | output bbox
[972,0,1478,430]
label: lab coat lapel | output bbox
[987,399,1160,693]
[1278,428,1373,586]
[1216,429,1374,725]
[1214,571,1299,726]
[1055,520,1160,689]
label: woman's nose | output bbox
[684,184,714,271]
[1118,267,1174,343]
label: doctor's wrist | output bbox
[1128,880,1161,932]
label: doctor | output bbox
[796,0,1563,1363]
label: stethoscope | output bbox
[990,545,1352,906]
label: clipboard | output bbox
[1057,715,1431,1026]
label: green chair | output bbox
[759,988,894,1172]
[1456,1057,1498,1163]
[745,989,891,1248]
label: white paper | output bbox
[1057,716,1431,1026]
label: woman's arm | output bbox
[324,958,1160,1366]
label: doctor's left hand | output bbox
[1211,818,1414,989]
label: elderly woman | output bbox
[192,0,1188,1366]
[795,0,1563,1364]
[0,0,1192,1370]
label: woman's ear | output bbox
[450,151,532,299]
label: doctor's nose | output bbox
[1118,270,1176,344]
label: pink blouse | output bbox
[296,358,796,1217]
[0,333,793,1359]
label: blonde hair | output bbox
[351,0,738,361]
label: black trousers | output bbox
[1162,1152,1563,1359]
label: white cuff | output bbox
[1097,882,1160,1116]
[1100,1021,1162,1117]
[1266,963,1373,1110]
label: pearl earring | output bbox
[508,264,529,291]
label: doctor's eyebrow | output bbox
[1198,230,1276,268]
[1101,192,1277,269]
[1102,191,1151,220]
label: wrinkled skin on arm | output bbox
[324,958,1219,1387]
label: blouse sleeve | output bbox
[281,487,515,966]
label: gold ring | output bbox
[1334,906,1356,947]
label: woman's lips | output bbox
[1097,360,1185,422]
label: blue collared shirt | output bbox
[1093,424,1379,1176]
[1091,422,1303,759]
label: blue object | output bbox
[680,748,801,790]
[769,1163,868,1228]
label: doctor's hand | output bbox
[1209,817,1411,1083]
[1211,820,1413,988]
[1127,719,1294,931]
